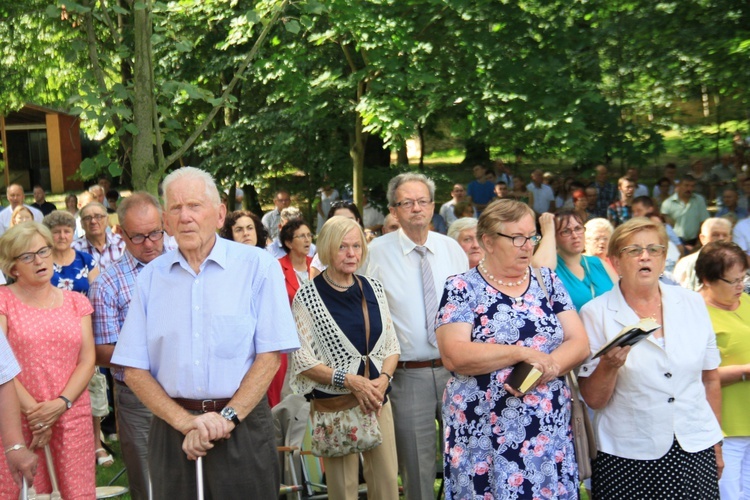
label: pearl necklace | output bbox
[479,259,529,287]
[322,270,355,290]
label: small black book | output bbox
[593,318,661,359]
[506,361,543,394]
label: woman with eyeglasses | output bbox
[696,241,750,500]
[436,199,589,499]
[42,211,100,294]
[271,218,315,408]
[578,217,723,499]
[0,222,96,498]
[551,210,616,311]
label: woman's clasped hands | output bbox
[345,373,386,416]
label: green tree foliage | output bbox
[1,0,747,197]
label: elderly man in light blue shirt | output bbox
[112,167,299,499]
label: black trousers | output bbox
[148,397,279,499]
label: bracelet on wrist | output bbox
[381,371,393,383]
[742,372,747,383]
[332,369,347,388]
[4,443,26,454]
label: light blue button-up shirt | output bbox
[112,236,300,399]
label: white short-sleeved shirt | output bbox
[578,283,722,460]
[365,230,468,361]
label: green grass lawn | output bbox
[95,440,131,499]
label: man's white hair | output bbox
[162,167,220,207]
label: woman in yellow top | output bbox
[696,241,750,500]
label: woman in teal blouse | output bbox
[553,210,618,310]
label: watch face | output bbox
[221,407,236,419]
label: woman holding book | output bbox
[696,241,750,500]
[436,199,589,499]
[578,217,723,499]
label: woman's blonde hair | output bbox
[10,206,33,226]
[608,217,668,257]
[0,222,54,276]
[476,199,534,250]
[317,216,368,267]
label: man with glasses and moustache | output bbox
[73,202,125,272]
[365,173,468,500]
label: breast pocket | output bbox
[210,314,255,360]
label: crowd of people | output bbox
[0,155,748,499]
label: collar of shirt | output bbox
[397,229,436,256]
[167,235,228,276]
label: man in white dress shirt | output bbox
[366,173,468,500]
[0,184,43,235]
[439,183,467,226]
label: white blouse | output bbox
[578,282,723,460]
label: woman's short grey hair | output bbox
[476,199,535,250]
[0,222,54,276]
[386,173,436,207]
[448,218,478,241]
[317,216,368,267]
[43,210,76,231]
[585,218,614,235]
[162,167,220,207]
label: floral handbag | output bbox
[310,395,383,458]
[309,276,383,458]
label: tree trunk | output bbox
[462,137,490,166]
[131,2,160,193]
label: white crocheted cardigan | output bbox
[290,276,400,396]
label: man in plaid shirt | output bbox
[592,165,617,218]
[607,176,637,227]
[90,192,169,500]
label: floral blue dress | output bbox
[52,250,96,294]
[437,266,579,500]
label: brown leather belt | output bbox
[398,359,443,369]
[173,398,231,413]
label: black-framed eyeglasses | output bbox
[496,232,541,247]
[619,244,666,258]
[81,214,108,224]
[393,199,433,209]
[121,229,165,245]
[719,276,745,287]
[14,246,52,264]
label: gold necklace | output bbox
[630,300,661,320]
[16,286,58,309]
[478,258,529,287]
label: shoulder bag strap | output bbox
[533,267,550,305]
[354,276,371,379]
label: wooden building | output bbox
[0,104,84,193]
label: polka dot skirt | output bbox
[591,437,719,499]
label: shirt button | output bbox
[668,397,675,403]
[194,360,200,366]
[194,306,200,311]
[664,372,672,378]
